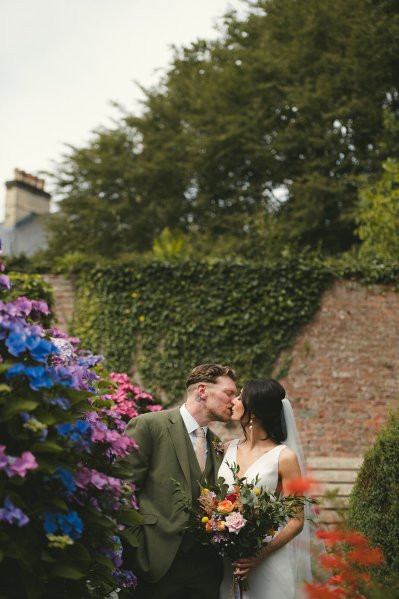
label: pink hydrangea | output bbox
[109,372,130,385]
[148,405,163,412]
[224,512,247,534]
[75,466,122,493]
[90,420,138,457]
[108,372,163,419]
[3,450,38,478]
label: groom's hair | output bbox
[185,363,236,388]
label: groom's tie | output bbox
[195,427,206,472]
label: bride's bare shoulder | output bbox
[279,446,301,477]
[279,446,298,463]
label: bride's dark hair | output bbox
[240,379,287,444]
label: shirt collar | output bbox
[180,404,208,435]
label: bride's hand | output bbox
[232,556,263,580]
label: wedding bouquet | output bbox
[175,463,315,595]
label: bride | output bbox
[218,379,312,599]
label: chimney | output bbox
[3,168,51,228]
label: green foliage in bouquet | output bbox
[348,409,399,589]
[175,463,315,562]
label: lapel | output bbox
[167,407,191,487]
[207,428,224,478]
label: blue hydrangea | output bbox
[56,420,92,452]
[47,396,71,410]
[26,336,58,363]
[6,363,54,391]
[55,467,77,492]
[5,330,27,356]
[43,510,83,540]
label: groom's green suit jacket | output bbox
[124,406,224,583]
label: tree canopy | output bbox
[356,158,399,261]
[46,0,399,261]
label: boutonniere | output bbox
[212,438,224,458]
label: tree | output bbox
[356,158,399,261]
[47,0,399,260]
[47,127,145,257]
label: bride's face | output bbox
[231,391,245,421]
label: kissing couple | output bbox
[121,363,312,599]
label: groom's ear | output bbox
[197,382,206,399]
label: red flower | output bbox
[342,531,368,548]
[315,530,347,546]
[284,476,316,494]
[347,547,384,567]
[226,492,238,503]
[319,552,348,572]
[304,582,343,598]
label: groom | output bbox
[122,363,237,599]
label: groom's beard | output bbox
[208,406,233,423]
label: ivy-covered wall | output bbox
[71,258,332,403]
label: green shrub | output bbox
[348,409,399,586]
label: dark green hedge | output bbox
[71,257,331,402]
[348,410,399,587]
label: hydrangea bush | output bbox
[0,264,162,598]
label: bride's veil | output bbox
[282,398,313,585]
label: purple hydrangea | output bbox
[46,396,71,410]
[0,498,29,527]
[0,274,11,290]
[112,568,137,589]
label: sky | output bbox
[0,0,245,218]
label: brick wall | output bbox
[274,279,399,457]
[43,274,76,334]
[46,275,399,458]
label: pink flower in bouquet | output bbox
[225,512,247,534]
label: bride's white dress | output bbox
[218,439,297,599]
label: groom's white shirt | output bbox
[180,403,209,458]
